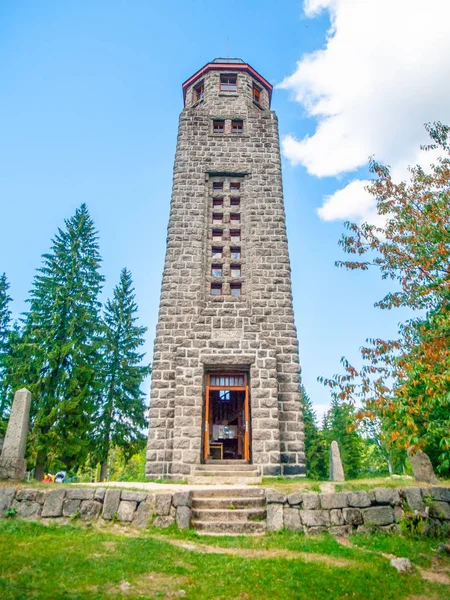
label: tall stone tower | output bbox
[146,59,305,479]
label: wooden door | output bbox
[204,373,250,462]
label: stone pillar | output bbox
[329,440,345,482]
[0,388,32,481]
[408,449,438,484]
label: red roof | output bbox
[182,59,273,105]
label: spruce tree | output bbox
[0,273,12,424]
[301,385,327,480]
[10,204,104,478]
[94,268,150,481]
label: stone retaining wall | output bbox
[266,486,450,535]
[1,486,449,536]
[0,487,192,529]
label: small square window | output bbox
[220,74,237,92]
[213,182,223,192]
[194,81,204,103]
[230,197,240,208]
[230,265,241,278]
[212,213,223,224]
[211,264,223,277]
[230,283,241,297]
[230,182,241,193]
[230,213,240,224]
[212,246,223,258]
[213,197,223,208]
[211,283,222,296]
[230,246,241,260]
[253,84,261,104]
[230,229,241,242]
[232,120,243,134]
[213,120,225,134]
[212,229,223,241]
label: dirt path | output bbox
[151,536,359,568]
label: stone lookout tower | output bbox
[146,58,305,480]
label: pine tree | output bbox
[301,384,327,479]
[0,273,12,424]
[94,268,150,481]
[9,204,104,478]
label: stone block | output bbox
[267,503,283,531]
[330,509,344,526]
[102,489,121,520]
[16,488,46,503]
[394,506,404,522]
[402,487,425,512]
[121,491,148,503]
[283,507,301,531]
[94,488,106,501]
[430,487,450,503]
[320,493,348,510]
[329,525,351,536]
[118,500,137,522]
[342,508,363,526]
[42,489,66,517]
[374,488,401,506]
[79,500,102,520]
[173,491,192,508]
[176,505,191,529]
[66,489,94,501]
[304,526,327,535]
[145,493,156,512]
[265,489,286,504]
[430,501,450,520]
[362,506,395,526]
[12,499,41,519]
[301,493,320,510]
[155,493,172,516]
[347,491,371,508]
[133,502,152,529]
[287,492,302,506]
[153,515,175,528]
[62,498,81,517]
[0,487,16,515]
[300,510,330,528]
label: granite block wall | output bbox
[265,486,450,535]
[0,487,192,529]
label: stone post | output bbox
[408,449,438,484]
[329,440,345,482]
[0,388,32,481]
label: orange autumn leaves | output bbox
[322,123,450,472]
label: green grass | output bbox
[258,476,450,494]
[1,521,449,600]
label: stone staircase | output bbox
[191,487,266,535]
[188,460,262,485]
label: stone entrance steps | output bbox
[191,488,266,535]
[188,461,262,485]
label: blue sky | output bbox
[2,0,444,418]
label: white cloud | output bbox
[280,0,450,221]
[317,179,372,221]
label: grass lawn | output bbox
[258,476,450,494]
[1,521,449,599]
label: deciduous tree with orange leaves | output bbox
[321,123,450,473]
